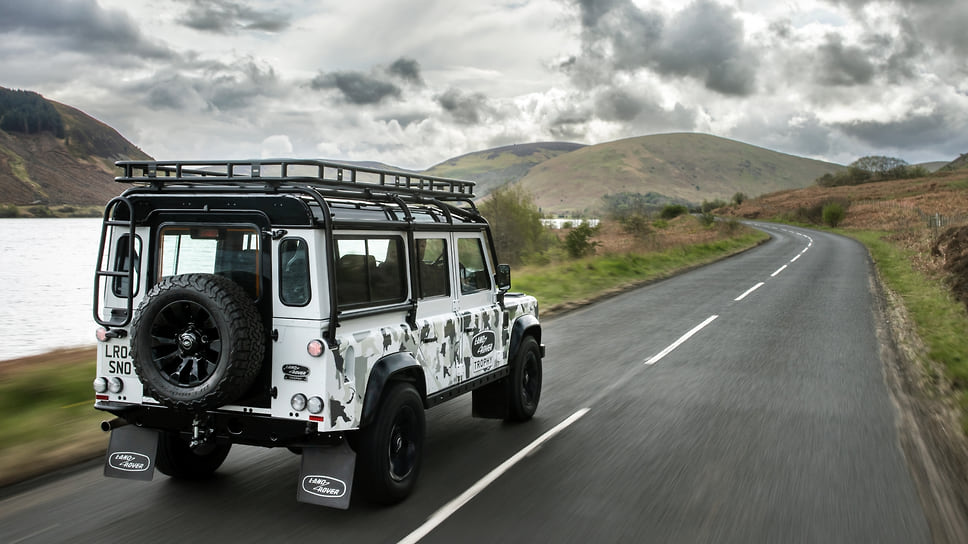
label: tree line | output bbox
[816,155,928,187]
[0,89,65,137]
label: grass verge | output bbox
[849,230,968,430]
[0,349,107,487]
[514,229,769,310]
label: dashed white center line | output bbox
[398,408,591,544]
[790,254,802,263]
[734,282,765,301]
[644,315,719,365]
[770,264,788,277]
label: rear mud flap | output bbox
[104,425,159,481]
[297,441,356,509]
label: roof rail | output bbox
[115,159,476,200]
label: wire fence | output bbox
[854,199,968,232]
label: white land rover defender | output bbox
[92,160,543,508]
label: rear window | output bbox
[158,225,261,298]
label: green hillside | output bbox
[0,87,151,206]
[424,141,585,197]
[939,153,968,172]
[515,133,844,215]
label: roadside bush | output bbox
[660,204,688,220]
[478,185,551,266]
[0,204,19,218]
[717,218,741,235]
[732,192,747,205]
[701,199,728,213]
[697,211,716,227]
[58,206,75,214]
[621,213,652,237]
[822,202,846,227]
[27,205,53,218]
[564,222,600,258]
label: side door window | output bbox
[455,236,500,379]
[413,236,459,393]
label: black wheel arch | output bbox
[509,315,542,361]
[360,352,427,427]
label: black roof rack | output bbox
[115,159,476,200]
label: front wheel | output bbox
[506,335,542,421]
[355,382,425,504]
[155,431,231,480]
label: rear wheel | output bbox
[507,335,542,421]
[130,273,265,412]
[355,382,425,504]
[155,431,231,480]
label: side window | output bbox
[416,238,449,298]
[279,238,310,306]
[334,236,406,308]
[111,234,142,297]
[457,237,491,294]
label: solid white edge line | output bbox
[644,315,719,366]
[734,282,765,301]
[770,264,788,277]
[397,408,591,544]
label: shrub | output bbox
[0,204,19,218]
[27,205,54,218]
[478,185,550,265]
[732,192,747,205]
[564,222,600,258]
[701,199,728,213]
[697,211,716,227]
[659,204,688,220]
[621,213,652,237]
[822,202,846,227]
[717,218,741,234]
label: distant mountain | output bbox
[917,161,950,173]
[939,153,968,172]
[512,133,844,215]
[0,87,151,206]
[423,141,585,197]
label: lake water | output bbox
[0,218,103,361]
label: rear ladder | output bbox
[93,196,136,327]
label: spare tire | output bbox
[131,273,265,411]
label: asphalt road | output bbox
[0,223,932,543]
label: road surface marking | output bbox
[734,282,765,301]
[644,315,719,365]
[398,408,591,544]
[771,264,788,277]
[790,254,801,263]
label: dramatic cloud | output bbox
[815,34,876,86]
[0,0,966,168]
[174,0,291,33]
[436,88,493,125]
[0,0,172,60]
[129,58,280,112]
[310,71,402,105]
[387,57,424,85]
[567,0,758,96]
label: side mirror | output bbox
[495,264,511,291]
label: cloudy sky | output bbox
[1,0,966,169]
